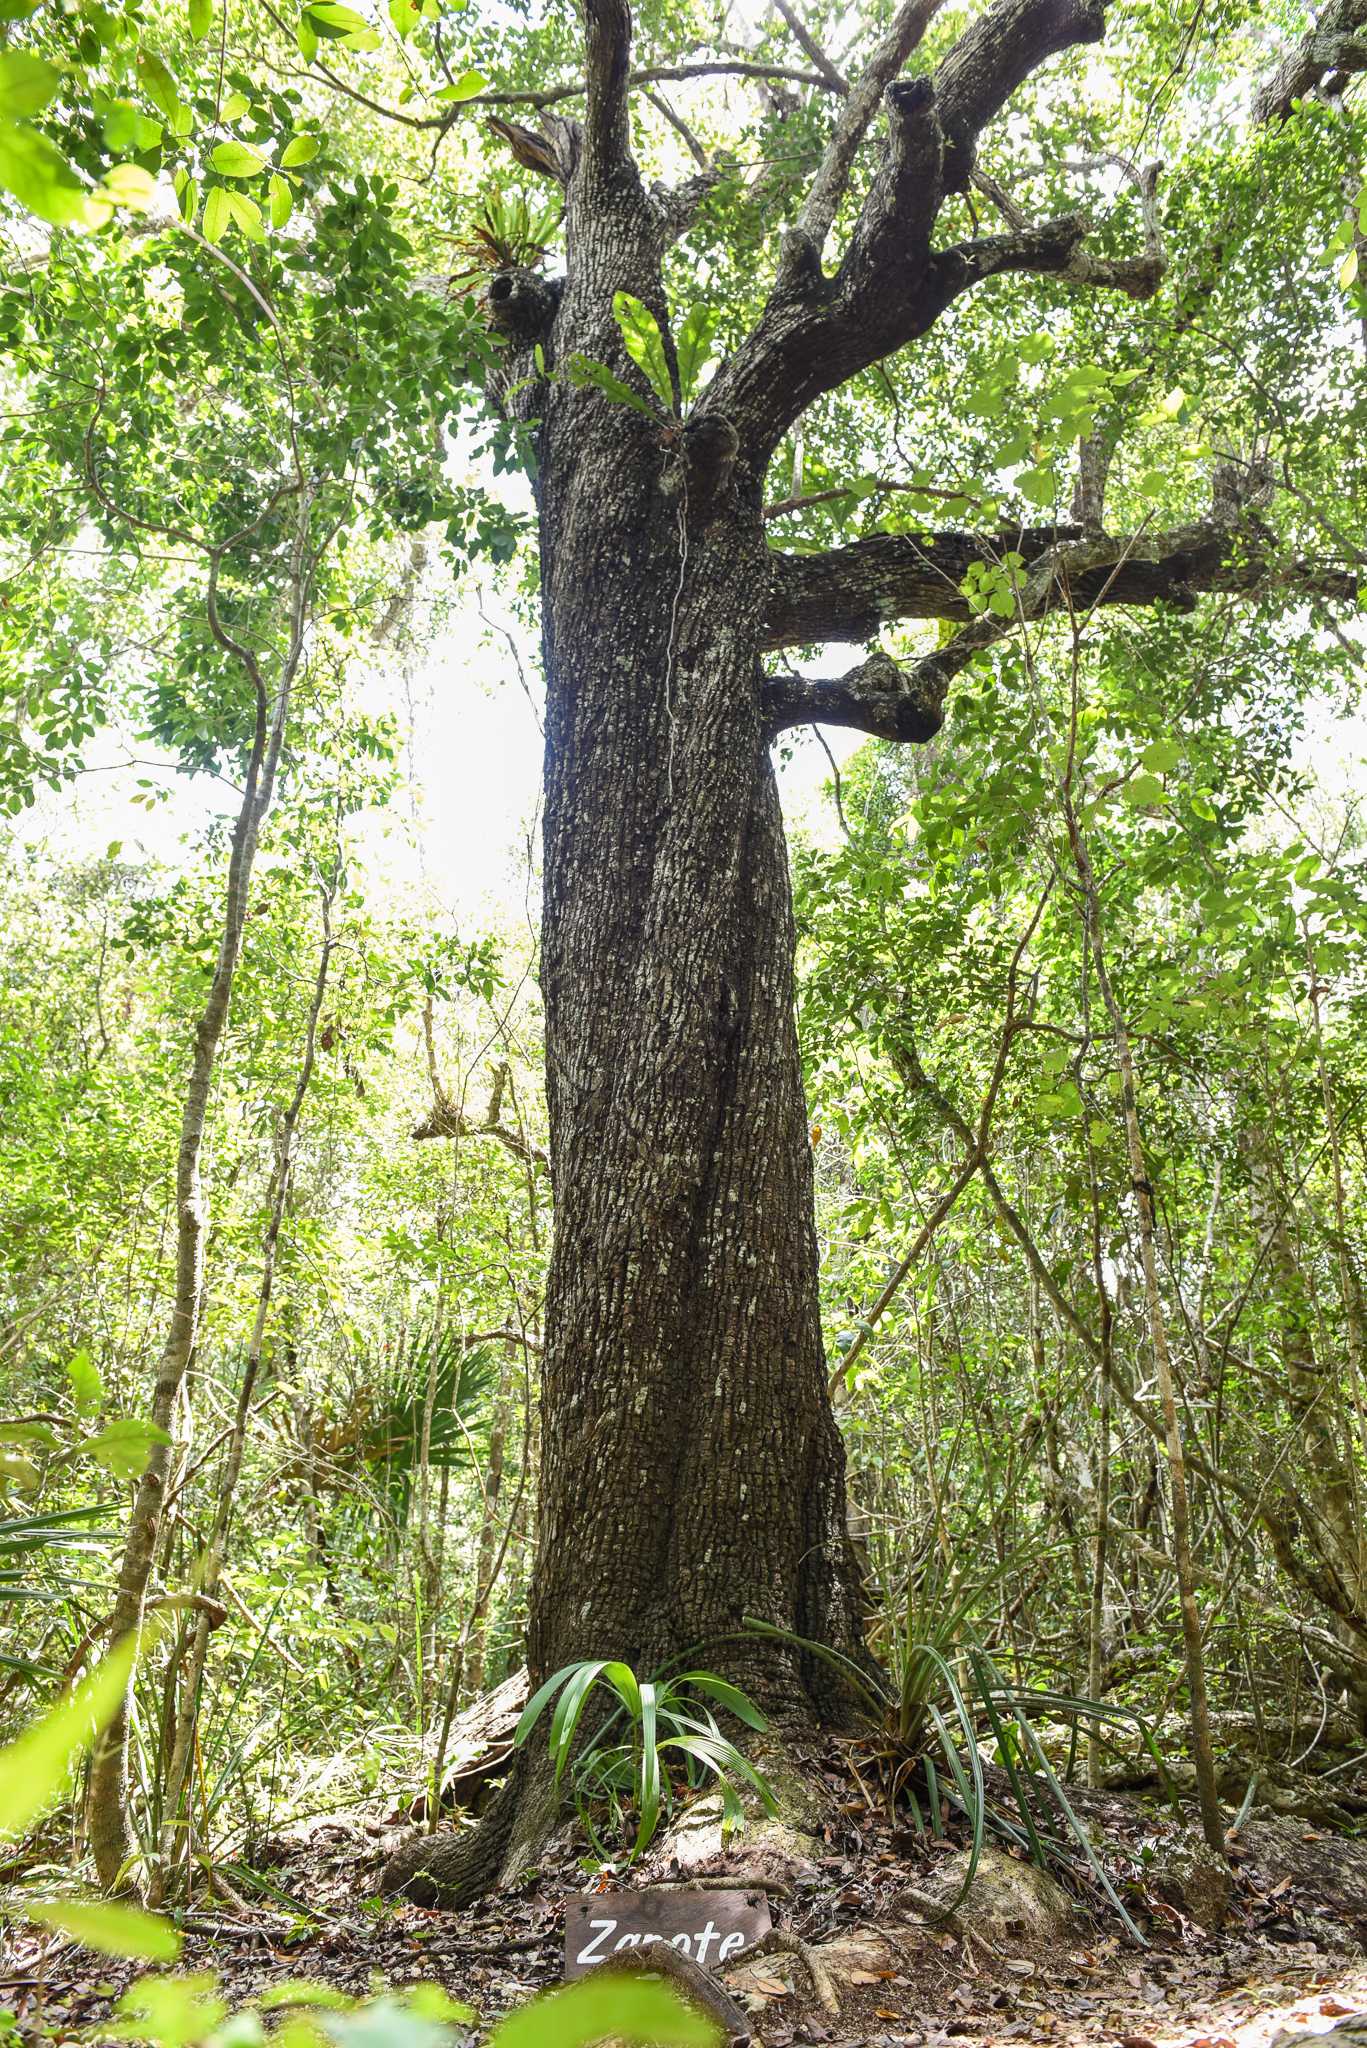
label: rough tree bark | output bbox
[381,0,1360,1903]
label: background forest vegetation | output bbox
[0,0,1366,1989]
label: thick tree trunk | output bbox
[381,220,866,1904]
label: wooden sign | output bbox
[563,1887,772,1979]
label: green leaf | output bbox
[613,291,674,413]
[220,88,251,120]
[1122,772,1167,809]
[66,1348,103,1416]
[674,1671,768,1730]
[211,140,266,177]
[24,1899,182,1962]
[675,302,718,407]
[432,69,486,102]
[0,119,99,228]
[136,50,180,122]
[1340,245,1359,289]
[83,1416,172,1482]
[1017,464,1058,508]
[102,103,164,152]
[389,0,421,35]
[268,172,293,226]
[0,1634,139,1839]
[279,133,319,166]
[297,10,319,57]
[0,51,60,119]
[104,163,157,210]
[113,1974,227,2048]
[305,2,382,47]
[188,0,213,38]
[565,354,659,421]
[488,1975,716,2048]
[224,188,265,239]
[1141,738,1182,773]
[178,174,200,224]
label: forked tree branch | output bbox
[796,0,945,252]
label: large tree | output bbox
[378,0,1364,1899]
[6,0,1361,1901]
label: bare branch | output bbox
[581,0,634,179]
[1253,0,1367,122]
[796,0,945,252]
[772,0,849,94]
[762,647,946,739]
[762,519,1360,648]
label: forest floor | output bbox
[8,1754,1367,2048]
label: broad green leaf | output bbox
[305,2,382,48]
[297,10,319,57]
[0,51,60,119]
[389,0,421,36]
[0,119,99,227]
[279,133,319,166]
[113,1974,227,2048]
[136,50,180,122]
[102,103,164,153]
[0,1634,139,1839]
[24,1898,182,1962]
[188,0,214,35]
[178,174,200,224]
[613,291,674,413]
[225,188,265,239]
[0,1420,59,1452]
[432,69,486,102]
[221,89,251,120]
[676,302,718,407]
[1017,464,1058,508]
[104,163,157,210]
[565,354,659,421]
[1340,245,1359,289]
[1123,772,1167,809]
[1141,739,1183,773]
[211,140,266,177]
[84,1416,172,1481]
[488,1975,716,2048]
[268,172,293,226]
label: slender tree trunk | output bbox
[150,874,335,1900]
[89,520,310,1892]
[1062,796,1224,1854]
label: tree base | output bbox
[378,1735,835,1908]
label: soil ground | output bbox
[6,1750,1367,2048]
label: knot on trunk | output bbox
[485,268,563,344]
[662,411,741,522]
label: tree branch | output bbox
[763,648,946,739]
[761,518,1359,648]
[1253,0,1367,122]
[581,0,635,179]
[772,0,850,95]
[933,0,1107,192]
[796,0,945,253]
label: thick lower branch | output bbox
[761,519,1359,648]
[763,649,944,740]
